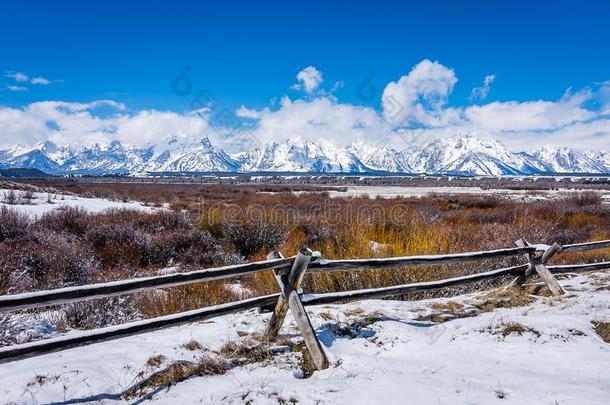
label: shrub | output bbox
[297,217,334,246]
[561,191,602,206]
[223,216,288,258]
[62,297,141,330]
[0,231,98,292]
[2,190,21,205]
[0,207,30,242]
[36,207,91,235]
[101,209,193,233]
[146,229,233,267]
[467,209,515,224]
[22,190,35,205]
[87,224,151,268]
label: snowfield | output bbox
[0,272,608,404]
[294,185,610,202]
[0,188,160,218]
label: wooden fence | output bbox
[0,238,609,369]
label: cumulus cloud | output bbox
[381,59,459,127]
[237,96,394,147]
[470,74,495,101]
[377,60,610,150]
[1,59,610,153]
[463,89,594,132]
[0,100,214,149]
[292,66,324,94]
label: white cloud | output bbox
[31,76,51,85]
[292,66,324,94]
[381,59,459,127]
[114,109,214,146]
[236,96,394,147]
[463,89,594,132]
[5,71,29,82]
[378,60,610,150]
[0,100,213,149]
[6,85,28,92]
[5,71,60,86]
[598,81,610,115]
[470,74,495,101]
[1,60,610,153]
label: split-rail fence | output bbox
[1,238,609,369]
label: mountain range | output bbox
[1,134,609,176]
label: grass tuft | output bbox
[592,321,610,343]
[469,288,535,312]
[182,340,204,351]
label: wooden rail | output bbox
[0,238,608,367]
[0,256,294,313]
[560,239,610,253]
[303,264,529,306]
[307,246,536,272]
[0,294,280,363]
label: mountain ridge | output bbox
[1,134,609,176]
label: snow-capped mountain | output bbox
[61,140,149,174]
[140,135,238,172]
[241,138,368,173]
[149,137,239,172]
[347,139,411,173]
[524,147,607,174]
[0,143,64,173]
[585,150,610,169]
[1,134,609,176]
[406,136,541,176]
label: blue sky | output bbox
[1,0,610,151]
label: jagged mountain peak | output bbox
[1,134,609,175]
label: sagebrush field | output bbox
[1,180,609,344]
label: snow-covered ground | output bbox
[293,186,610,202]
[0,271,608,404]
[0,189,160,218]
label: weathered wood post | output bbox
[508,239,564,296]
[263,248,329,370]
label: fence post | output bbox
[263,248,329,370]
[508,239,564,296]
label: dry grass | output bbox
[124,357,229,399]
[324,311,385,340]
[137,282,241,318]
[146,354,166,367]
[499,322,541,338]
[469,288,535,313]
[420,301,477,323]
[430,301,464,311]
[318,311,335,321]
[274,339,318,379]
[592,321,610,343]
[182,340,204,351]
[218,340,275,364]
[3,180,610,332]
[342,307,365,317]
[127,339,287,398]
[524,284,554,297]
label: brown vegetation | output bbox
[592,321,610,343]
[1,181,609,338]
[469,288,536,313]
[498,322,541,338]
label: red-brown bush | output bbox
[0,207,30,242]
